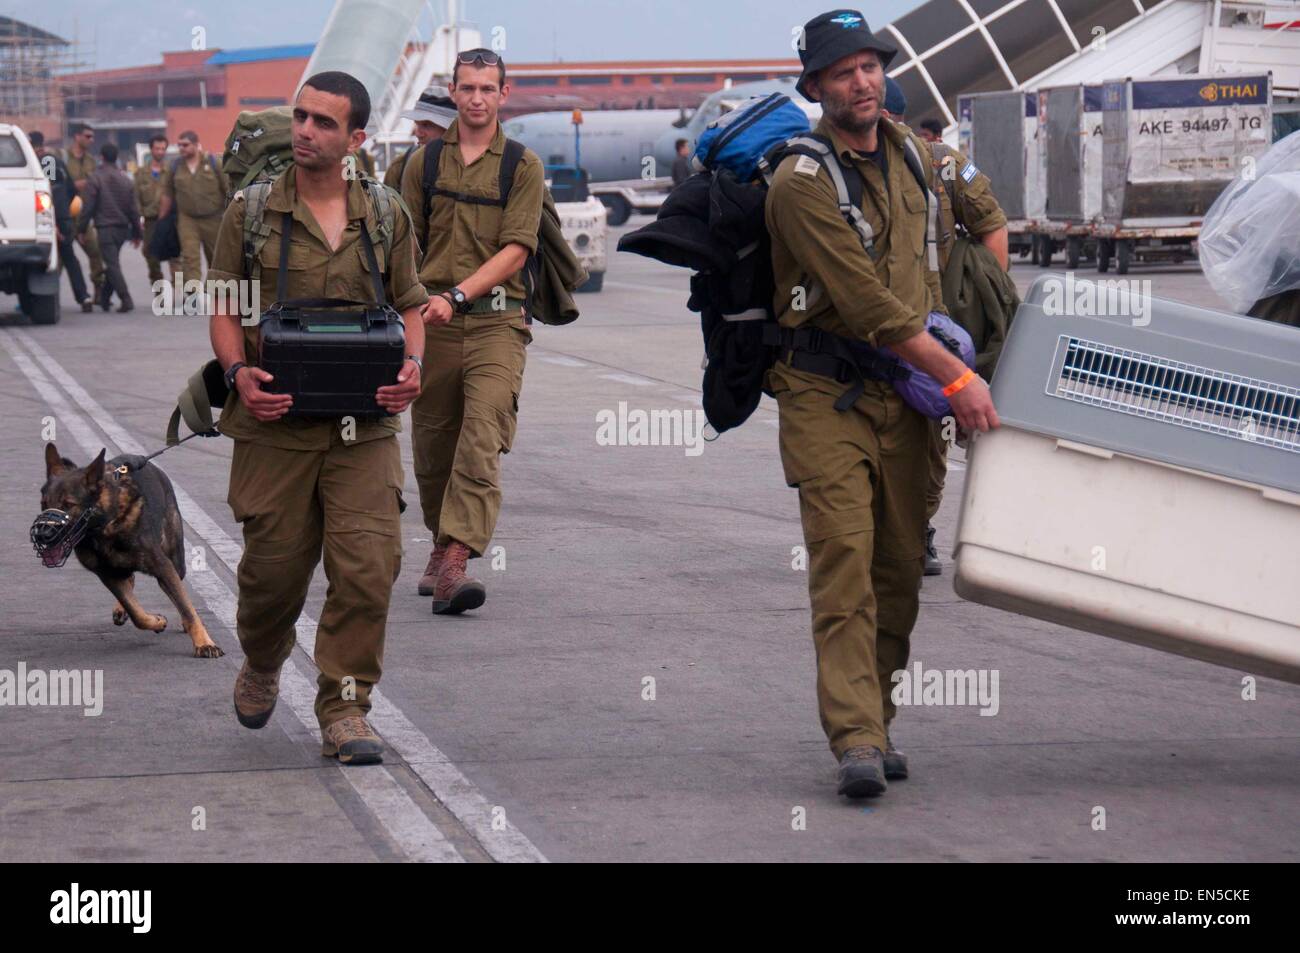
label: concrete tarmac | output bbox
[0,221,1295,862]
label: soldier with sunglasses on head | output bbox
[400,48,545,615]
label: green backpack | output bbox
[222,106,294,197]
[221,106,411,281]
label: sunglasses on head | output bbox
[456,49,501,67]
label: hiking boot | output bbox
[417,542,448,596]
[321,715,384,765]
[884,736,909,780]
[837,745,887,798]
[432,541,485,615]
[924,523,943,576]
[233,659,280,729]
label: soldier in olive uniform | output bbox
[768,10,999,798]
[63,124,106,305]
[207,72,428,765]
[884,82,1011,576]
[158,130,228,296]
[384,86,456,190]
[400,50,545,615]
[134,133,178,285]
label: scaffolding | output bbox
[0,15,88,122]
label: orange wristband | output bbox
[942,369,976,398]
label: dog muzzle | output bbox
[31,507,97,568]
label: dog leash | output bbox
[115,429,220,476]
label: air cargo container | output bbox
[1096,73,1272,273]
[958,90,1044,262]
[1037,84,1105,270]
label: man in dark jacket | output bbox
[78,143,142,312]
[29,131,93,313]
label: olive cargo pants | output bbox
[772,365,929,757]
[227,434,404,728]
[177,210,222,287]
[926,417,949,523]
[411,314,529,557]
[76,223,104,294]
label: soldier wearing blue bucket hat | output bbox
[769,9,1001,800]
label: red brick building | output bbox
[59,45,800,159]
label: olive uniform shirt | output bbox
[927,141,1007,273]
[134,163,167,219]
[399,118,544,324]
[206,166,427,451]
[64,148,96,189]
[163,151,228,218]
[766,116,944,352]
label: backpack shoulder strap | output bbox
[240,180,274,279]
[422,137,528,218]
[421,138,446,222]
[360,177,410,264]
[766,134,876,260]
[499,138,526,205]
[900,133,940,272]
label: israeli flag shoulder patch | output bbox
[960,161,979,184]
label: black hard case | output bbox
[257,211,406,419]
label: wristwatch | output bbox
[405,354,423,373]
[443,286,472,314]
[224,361,246,390]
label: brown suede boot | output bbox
[321,715,383,765]
[432,541,486,615]
[233,659,280,730]
[417,542,448,596]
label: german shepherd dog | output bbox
[38,443,222,658]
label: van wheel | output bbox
[21,291,60,325]
[576,271,604,293]
[599,195,631,227]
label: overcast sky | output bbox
[21,0,926,71]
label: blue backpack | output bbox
[692,92,811,182]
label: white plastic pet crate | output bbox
[954,276,1300,683]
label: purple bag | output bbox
[879,311,976,419]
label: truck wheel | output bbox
[1097,240,1111,273]
[21,291,61,325]
[1038,237,1054,268]
[576,271,604,294]
[1116,240,1132,275]
[1066,236,1082,270]
[599,195,631,227]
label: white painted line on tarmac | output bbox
[534,354,590,368]
[603,280,687,296]
[598,372,656,386]
[2,329,461,864]
[8,328,548,864]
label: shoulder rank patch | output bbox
[794,155,822,178]
[960,161,978,184]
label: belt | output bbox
[467,295,525,315]
[763,322,911,412]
